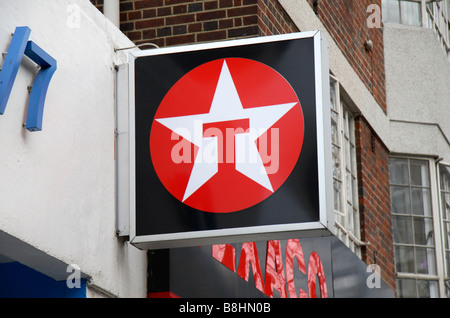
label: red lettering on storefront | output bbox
[285,239,308,298]
[212,239,327,298]
[212,244,236,272]
[236,242,265,293]
[307,251,328,298]
[264,240,287,298]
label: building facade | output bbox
[0,0,449,298]
[0,0,147,298]
[89,0,450,298]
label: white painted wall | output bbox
[0,0,146,297]
[384,23,450,162]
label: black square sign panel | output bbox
[129,32,333,249]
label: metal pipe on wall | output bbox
[104,0,120,28]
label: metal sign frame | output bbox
[119,31,333,249]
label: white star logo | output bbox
[155,61,298,202]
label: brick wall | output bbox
[305,0,394,291]
[91,0,385,110]
[355,116,395,291]
[257,0,299,36]
[91,0,297,47]
[308,0,386,112]
[90,0,103,12]
[122,0,258,47]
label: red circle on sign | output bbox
[150,58,304,213]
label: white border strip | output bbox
[314,32,334,230]
[128,53,137,241]
[131,31,318,58]
[131,222,327,249]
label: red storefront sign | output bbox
[128,32,334,249]
[212,239,327,298]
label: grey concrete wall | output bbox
[384,23,450,162]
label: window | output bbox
[390,157,450,298]
[382,0,422,27]
[383,0,450,58]
[426,0,450,56]
[439,164,450,296]
[390,158,438,297]
[330,76,362,257]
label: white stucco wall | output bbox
[0,0,146,297]
[384,23,450,162]
[280,0,450,164]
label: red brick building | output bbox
[90,0,450,298]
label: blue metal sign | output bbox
[0,26,57,131]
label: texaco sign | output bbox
[126,32,334,249]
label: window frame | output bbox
[382,0,450,58]
[330,75,364,258]
[382,0,423,27]
[437,162,450,296]
[390,155,449,297]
